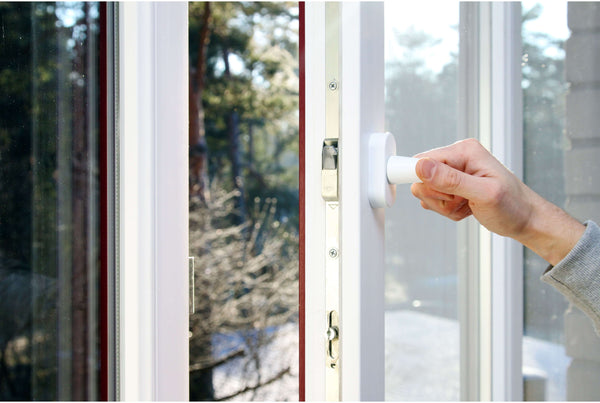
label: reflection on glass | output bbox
[188,3,299,401]
[0,2,100,400]
[522,2,600,400]
[384,2,459,400]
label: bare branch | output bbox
[189,348,246,373]
[214,367,292,401]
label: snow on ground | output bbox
[213,323,299,401]
[385,310,460,401]
[386,310,569,401]
[211,311,569,401]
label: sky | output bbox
[384,0,459,72]
[384,1,569,73]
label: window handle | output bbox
[368,132,421,208]
[387,156,420,185]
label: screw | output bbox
[329,248,338,258]
[328,80,338,91]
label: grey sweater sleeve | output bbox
[541,220,600,335]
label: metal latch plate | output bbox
[322,139,339,201]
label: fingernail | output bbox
[419,158,436,181]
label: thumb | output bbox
[416,158,482,200]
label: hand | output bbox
[410,138,585,265]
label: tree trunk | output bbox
[227,110,246,222]
[222,47,246,222]
[190,2,211,202]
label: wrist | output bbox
[516,193,585,266]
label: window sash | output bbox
[118,3,189,400]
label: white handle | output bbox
[368,132,423,208]
[387,156,421,185]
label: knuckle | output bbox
[454,138,479,150]
[438,200,457,217]
[458,138,485,157]
[449,205,471,222]
[463,138,480,147]
[443,168,463,193]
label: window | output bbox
[187,3,300,401]
[0,2,102,399]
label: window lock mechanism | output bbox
[321,139,339,202]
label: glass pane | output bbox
[384,2,460,400]
[522,1,600,400]
[0,2,101,400]
[188,3,300,401]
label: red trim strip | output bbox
[299,2,306,401]
[99,3,109,400]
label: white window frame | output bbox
[118,2,189,400]
[489,3,523,401]
[304,3,327,399]
[306,1,524,401]
[305,2,385,400]
[339,3,386,400]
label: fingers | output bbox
[413,182,473,221]
[410,138,514,223]
[413,139,474,170]
[415,157,485,201]
[413,138,497,174]
[417,196,473,221]
[411,183,455,202]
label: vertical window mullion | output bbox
[118,3,188,400]
[458,3,484,400]
[490,3,524,401]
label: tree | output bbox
[189,2,299,224]
[188,3,299,400]
[189,2,212,203]
[189,187,298,401]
